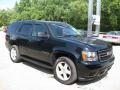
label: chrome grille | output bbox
[98,48,112,61]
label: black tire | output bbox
[10,45,21,63]
[54,56,77,85]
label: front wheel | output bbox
[10,45,21,63]
[54,57,77,85]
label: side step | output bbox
[21,56,53,69]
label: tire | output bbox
[10,45,21,63]
[54,56,77,85]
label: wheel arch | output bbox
[52,50,78,66]
[6,40,17,51]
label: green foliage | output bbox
[101,0,120,31]
[0,0,120,31]
[0,10,10,26]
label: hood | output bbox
[59,36,112,51]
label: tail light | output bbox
[103,36,107,38]
[112,37,118,39]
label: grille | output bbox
[98,48,113,61]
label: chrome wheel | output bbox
[10,47,17,61]
[10,45,21,63]
[56,61,71,81]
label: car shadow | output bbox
[76,74,107,85]
[112,43,120,46]
[22,60,107,85]
[22,61,53,74]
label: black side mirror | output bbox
[37,32,49,38]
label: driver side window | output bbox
[32,23,47,37]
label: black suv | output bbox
[5,20,114,85]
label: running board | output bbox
[21,56,53,69]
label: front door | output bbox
[28,23,52,63]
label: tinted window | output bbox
[115,31,120,35]
[107,32,115,35]
[49,23,80,37]
[32,24,47,36]
[8,22,19,34]
[49,24,63,37]
[19,24,33,36]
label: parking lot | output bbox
[0,31,120,90]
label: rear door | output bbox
[17,23,33,56]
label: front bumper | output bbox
[77,56,114,81]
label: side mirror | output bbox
[37,32,49,38]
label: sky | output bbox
[0,0,19,9]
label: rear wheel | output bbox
[54,56,77,85]
[10,45,21,63]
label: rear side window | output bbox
[32,23,47,36]
[19,24,33,36]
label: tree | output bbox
[0,0,120,31]
[101,0,120,31]
[0,10,10,26]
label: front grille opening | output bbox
[98,48,113,61]
[88,72,98,77]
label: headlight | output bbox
[82,51,98,61]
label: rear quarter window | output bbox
[8,22,20,34]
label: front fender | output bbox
[50,47,81,65]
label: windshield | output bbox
[116,31,120,35]
[49,23,80,37]
[107,31,120,35]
